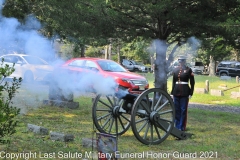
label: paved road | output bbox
[189,103,240,114]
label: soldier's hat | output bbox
[178,55,187,60]
[178,55,187,63]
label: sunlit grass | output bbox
[0,94,239,159]
[0,74,239,159]
[140,73,240,106]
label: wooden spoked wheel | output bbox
[92,94,131,135]
[130,88,175,144]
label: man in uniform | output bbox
[171,55,195,131]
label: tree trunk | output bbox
[208,55,216,76]
[80,45,85,57]
[108,43,112,60]
[117,44,120,63]
[150,55,154,73]
[237,50,239,61]
[104,45,108,59]
[154,40,168,92]
[233,49,239,61]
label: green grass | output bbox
[0,95,239,160]
[140,73,240,106]
[0,74,240,160]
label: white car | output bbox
[0,54,53,83]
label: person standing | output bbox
[171,55,195,131]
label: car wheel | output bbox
[24,71,34,83]
[220,72,228,76]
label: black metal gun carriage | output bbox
[92,88,192,145]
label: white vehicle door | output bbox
[0,55,23,79]
[22,56,52,81]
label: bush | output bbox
[0,60,22,144]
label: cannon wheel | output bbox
[131,88,175,145]
[92,94,131,135]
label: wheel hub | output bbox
[112,105,121,116]
[150,111,160,123]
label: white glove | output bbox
[170,95,173,99]
[188,95,192,99]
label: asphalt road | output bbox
[189,103,240,114]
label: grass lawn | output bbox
[0,74,239,160]
[142,73,240,106]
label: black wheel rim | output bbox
[92,94,131,135]
[131,88,175,145]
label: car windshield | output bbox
[97,60,127,72]
[23,56,48,65]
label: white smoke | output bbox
[0,0,119,113]
[186,36,202,57]
[0,15,55,60]
[53,70,117,97]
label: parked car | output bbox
[0,54,53,83]
[190,61,204,74]
[216,61,240,77]
[121,59,148,72]
[59,57,149,94]
[134,61,149,72]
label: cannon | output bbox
[92,88,193,145]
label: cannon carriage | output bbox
[46,72,192,145]
[92,88,192,145]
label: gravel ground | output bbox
[189,102,240,114]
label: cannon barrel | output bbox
[115,89,138,100]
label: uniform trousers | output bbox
[173,96,189,131]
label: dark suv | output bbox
[216,61,240,76]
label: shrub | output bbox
[0,60,22,144]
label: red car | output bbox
[58,57,149,94]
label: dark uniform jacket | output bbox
[171,66,195,97]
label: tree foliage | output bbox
[2,0,114,57]
[200,37,233,63]
[101,0,240,90]
[2,0,240,90]
[85,45,104,58]
[2,0,33,21]
[0,60,22,144]
[121,37,151,63]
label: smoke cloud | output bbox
[0,14,55,60]
[186,36,202,57]
[0,0,118,113]
[52,69,118,97]
[147,37,201,61]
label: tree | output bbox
[2,0,114,57]
[100,0,240,91]
[2,0,33,21]
[3,0,240,91]
[0,61,22,144]
[198,37,233,76]
[120,37,151,63]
